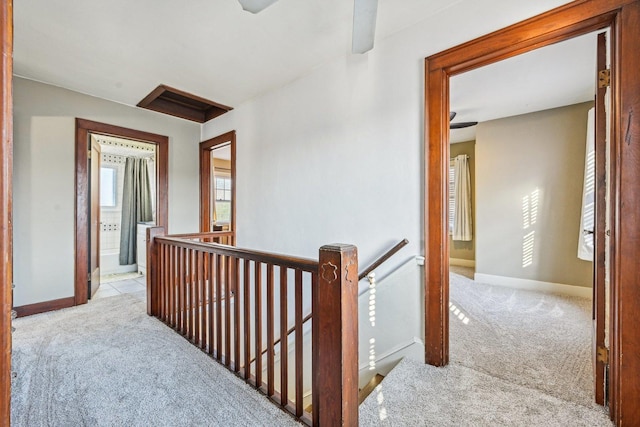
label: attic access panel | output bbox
[137,85,232,123]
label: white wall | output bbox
[13,0,575,306]
[13,77,201,307]
[475,103,594,288]
[201,0,572,273]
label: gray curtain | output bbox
[119,157,153,265]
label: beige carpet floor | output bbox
[11,294,300,426]
[359,271,612,426]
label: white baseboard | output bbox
[450,258,475,268]
[474,273,592,299]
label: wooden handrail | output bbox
[358,238,409,280]
[169,231,235,239]
[155,236,318,273]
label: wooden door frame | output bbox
[593,31,607,406]
[0,0,12,424]
[199,130,236,241]
[424,0,640,424]
[75,119,169,305]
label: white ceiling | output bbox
[14,0,596,137]
[14,0,465,108]
[450,31,598,143]
[212,145,232,161]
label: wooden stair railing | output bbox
[358,238,409,281]
[146,227,358,426]
[251,238,409,366]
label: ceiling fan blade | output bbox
[449,111,457,121]
[238,0,278,13]
[352,0,378,54]
[450,121,478,129]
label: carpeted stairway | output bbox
[359,271,612,426]
[11,294,300,426]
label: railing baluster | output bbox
[243,259,251,380]
[295,269,303,417]
[255,261,263,389]
[178,247,185,334]
[185,247,190,336]
[156,243,162,319]
[266,263,275,397]
[225,255,231,367]
[208,252,215,356]
[197,251,204,348]
[166,246,171,322]
[158,243,164,320]
[191,251,200,346]
[310,272,317,415]
[166,244,171,324]
[216,254,223,362]
[170,245,176,326]
[190,249,195,342]
[233,257,241,372]
[184,250,193,341]
[280,266,288,407]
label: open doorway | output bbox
[446,30,602,408]
[447,31,600,278]
[423,1,640,423]
[92,134,157,300]
[200,131,236,244]
[74,119,169,306]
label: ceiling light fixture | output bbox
[237,0,379,54]
[237,0,278,14]
[352,0,378,54]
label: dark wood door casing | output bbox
[75,119,169,305]
[0,0,12,424]
[424,0,640,424]
[593,31,608,406]
[199,130,236,242]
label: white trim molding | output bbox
[474,273,592,299]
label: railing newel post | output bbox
[147,226,166,316]
[313,244,359,426]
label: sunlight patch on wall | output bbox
[368,338,377,371]
[368,273,376,327]
[522,231,535,267]
[522,189,540,229]
[368,274,377,371]
[522,189,540,267]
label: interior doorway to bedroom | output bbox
[445,29,609,408]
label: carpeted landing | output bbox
[11,294,300,427]
[359,272,612,426]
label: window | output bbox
[100,167,117,207]
[214,176,232,223]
